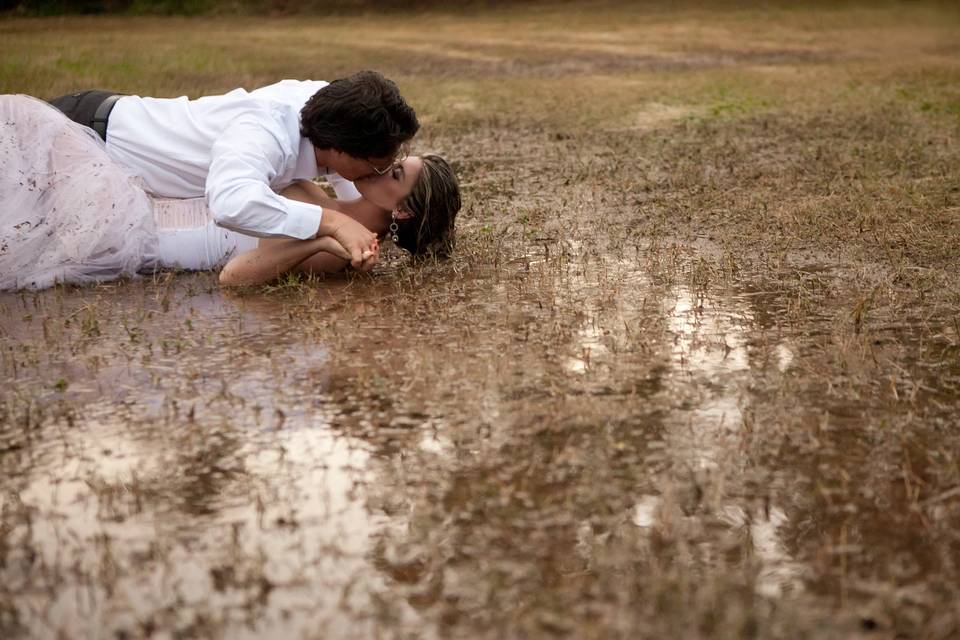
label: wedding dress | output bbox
[0,95,258,291]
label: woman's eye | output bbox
[392,168,402,180]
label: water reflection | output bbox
[648,281,804,598]
[548,248,805,601]
[3,243,959,636]
[665,284,749,469]
[0,277,426,638]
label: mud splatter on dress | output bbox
[0,95,256,291]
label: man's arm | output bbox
[206,114,376,266]
[206,114,324,240]
[279,182,377,275]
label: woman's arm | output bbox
[289,180,390,235]
[218,182,382,285]
[219,235,355,286]
[279,182,389,276]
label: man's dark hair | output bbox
[300,70,419,160]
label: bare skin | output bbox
[219,158,422,286]
[297,147,408,267]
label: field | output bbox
[2,2,960,638]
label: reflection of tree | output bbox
[705,264,960,631]
[0,280,336,637]
[159,414,247,517]
[342,253,685,634]
[346,251,859,635]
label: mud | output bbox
[3,3,960,638]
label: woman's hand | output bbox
[358,237,380,272]
[305,235,379,271]
[317,209,377,269]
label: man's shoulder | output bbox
[249,80,330,106]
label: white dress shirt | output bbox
[105,80,361,240]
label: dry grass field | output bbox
[2,2,960,638]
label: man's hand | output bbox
[316,208,377,269]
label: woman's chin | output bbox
[359,193,390,210]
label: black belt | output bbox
[92,94,123,141]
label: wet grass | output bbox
[3,1,960,638]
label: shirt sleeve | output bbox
[206,112,323,240]
[326,172,362,201]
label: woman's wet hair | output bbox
[394,155,461,259]
[300,70,419,160]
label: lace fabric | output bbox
[152,197,258,272]
[0,95,158,290]
[0,95,257,290]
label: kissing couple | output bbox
[0,70,461,291]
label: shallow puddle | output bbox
[3,238,958,638]
[1,2,959,635]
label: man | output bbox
[49,71,418,269]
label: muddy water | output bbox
[2,241,959,638]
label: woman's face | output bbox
[353,156,424,212]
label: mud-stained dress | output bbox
[0,95,257,291]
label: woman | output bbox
[0,95,461,291]
[219,152,461,286]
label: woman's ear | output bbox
[393,207,414,220]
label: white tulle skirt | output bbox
[0,95,257,291]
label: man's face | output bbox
[353,156,424,212]
[326,150,401,182]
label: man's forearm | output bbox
[209,186,324,240]
[208,118,324,240]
